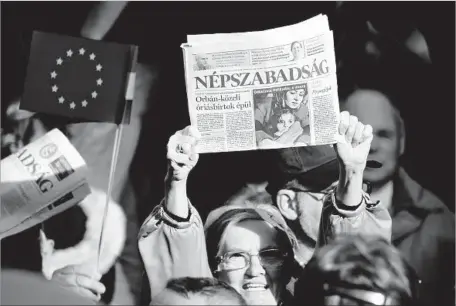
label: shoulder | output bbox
[398,169,454,237]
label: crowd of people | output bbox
[1,2,454,306]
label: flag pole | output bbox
[96,45,136,272]
[96,108,127,270]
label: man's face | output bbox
[343,89,403,185]
[196,55,210,69]
[276,188,325,243]
[295,191,325,241]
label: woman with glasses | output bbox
[138,126,298,305]
[138,114,388,305]
[203,204,297,305]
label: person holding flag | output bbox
[1,2,142,303]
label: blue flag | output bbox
[20,31,138,124]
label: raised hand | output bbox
[166,126,201,182]
[335,111,373,172]
[51,265,106,303]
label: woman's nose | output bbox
[245,255,266,277]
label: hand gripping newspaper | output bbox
[0,129,90,239]
[182,14,343,153]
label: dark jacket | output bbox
[392,168,455,305]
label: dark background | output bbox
[2,2,455,222]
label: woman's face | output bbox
[216,220,287,305]
[285,89,305,109]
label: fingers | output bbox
[339,111,350,135]
[166,126,200,180]
[167,126,200,154]
[339,112,374,146]
[183,125,201,139]
[362,124,373,141]
[52,267,106,302]
[345,115,358,143]
[72,286,102,302]
[75,275,106,296]
[56,264,101,280]
[352,122,364,145]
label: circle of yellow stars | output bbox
[50,48,103,110]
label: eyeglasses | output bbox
[216,248,288,272]
[288,182,373,199]
[288,186,333,201]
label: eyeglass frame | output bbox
[215,248,289,272]
[286,181,372,199]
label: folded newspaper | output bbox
[0,128,90,239]
[182,14,343,153]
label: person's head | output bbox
[195,54,210,70]
[341,89,405,187]
[294,235,418,306]
[266,145,340,254]
[151,277,247,305]
[277,109,296,133]
[205,205,295,305]
[291,41,303,61]
[282,88,306,109]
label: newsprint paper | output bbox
[182,14,343,153]
[0,129,90,239]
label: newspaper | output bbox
[182,15,342,153]
[0,128,90,239]
[187,14,329,45]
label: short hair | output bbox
[166,277,247,305]
[204,205,293,273]
[294,235,418,306]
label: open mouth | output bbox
[242,283,269,291]
[366,160,383,168]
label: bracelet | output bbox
[332,192,364,211]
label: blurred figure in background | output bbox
[1,2,150,304]
[294,235,419,306]
[151,277,247,305]
[1,269,95,305]
[341,88,455,305]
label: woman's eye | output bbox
[228,252,245,259]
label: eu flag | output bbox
[20,31,138,124]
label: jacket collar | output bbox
[391,168,445,242]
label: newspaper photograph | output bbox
[182,23,342,153]
[0,128,90,237]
